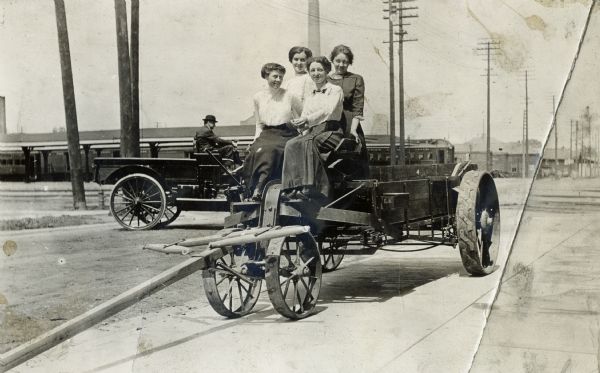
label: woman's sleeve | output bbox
[352,75,365,116]
[253,95,262,139]
[305,89,344,127]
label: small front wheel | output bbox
[202,245,263,318]
[265,233,322,319]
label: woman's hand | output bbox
[350,116,363,146]
[291,117,308,129]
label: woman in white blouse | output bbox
[283,46,314,117]
[281,56,344,199]
[242,63,298,200]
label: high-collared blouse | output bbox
[283,73,315,117]
[300,82,344,128]
[252,88,294,139]
[327,72,365,117]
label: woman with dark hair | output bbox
[327,44,369,178]
[242,62,297,200]
[281,56,344,199]
[284,46,314,117]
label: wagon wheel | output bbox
[202,245,263,318]
[456,171,501,276]
[109,173,167,230]
[319,236,346,272]
[265,233,322,319]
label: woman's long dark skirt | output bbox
[242,125,298,195]
[340,111,369,179]
[282,121,344,198]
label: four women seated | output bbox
[242,45,368,202]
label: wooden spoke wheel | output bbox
[202,245,263,318]
[265,233,322,320]
[319,236,346,273]
[457,171,501,276]
[109,173,166,230]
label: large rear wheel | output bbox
[456,171,501,276]
[109,173,166,230]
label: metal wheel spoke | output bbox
[215,275,228,286]
[228,281,233,310]
[114,204,134,216]
[237,281,244,307]
[122,184,136,200]
[291,281,298,311]
[296,286,304,313]
[282,276,291,299]
[118,194,134,202]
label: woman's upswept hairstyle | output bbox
[288,46,313,62]
[330,44,354,65]
[306,56,332,73]
[260,62,286,79]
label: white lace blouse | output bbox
[252,88,294,139]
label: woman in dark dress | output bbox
[327,44,369,178]
[281,56,344,200]
[242,63,297,200]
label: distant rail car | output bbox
[0,138,454,181]
[0,153,27,180]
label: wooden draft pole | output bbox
[0,225,309,372]
[53,0,86,210]
[0,257,205,372]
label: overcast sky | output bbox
[0,0,595,145]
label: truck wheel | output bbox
[109,173,166,230]
[158,198,181,228]
[456,171,501,276]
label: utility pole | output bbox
[477,40,500,171]
[53,0,86,210]
[130,0,140,156]
[570,119,573,161]
[575,120,579,177]
[524,70,529,177]
[586,105,592,177]
[522,109,526,178]
[553,96,558,177]
[384,0,417,165]
[115,0,135,157]
[383,1,396,165]
[394,0,417,165]
[570,119,573,175]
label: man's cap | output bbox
[203,114,218,123]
